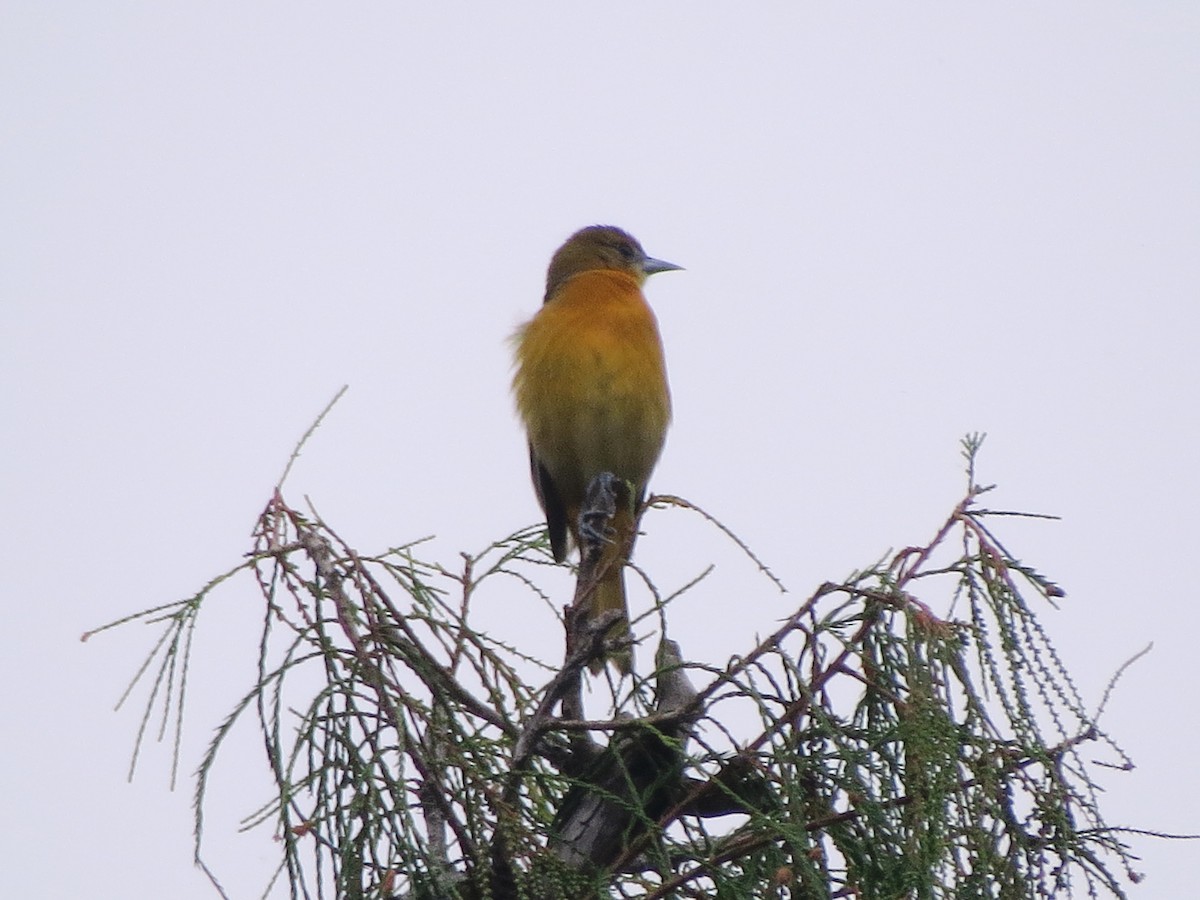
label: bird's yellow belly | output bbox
[518,306,670,494]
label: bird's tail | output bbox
[588,561,632,675]
[578,479,639,675]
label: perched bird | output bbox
[513,225,680,673]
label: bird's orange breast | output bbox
[514,269,671,498]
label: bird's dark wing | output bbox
[529,445,569,562]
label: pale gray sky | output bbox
[5,4,1198,897]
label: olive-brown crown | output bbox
[544,225,680,301]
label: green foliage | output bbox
[92,436,1143,898]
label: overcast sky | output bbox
[5,4,1198,897]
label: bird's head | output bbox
[545,225,682,300]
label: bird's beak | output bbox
[643,257,684,275]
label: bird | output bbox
[512,225,681,674]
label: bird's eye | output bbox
[616,241,637,262]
